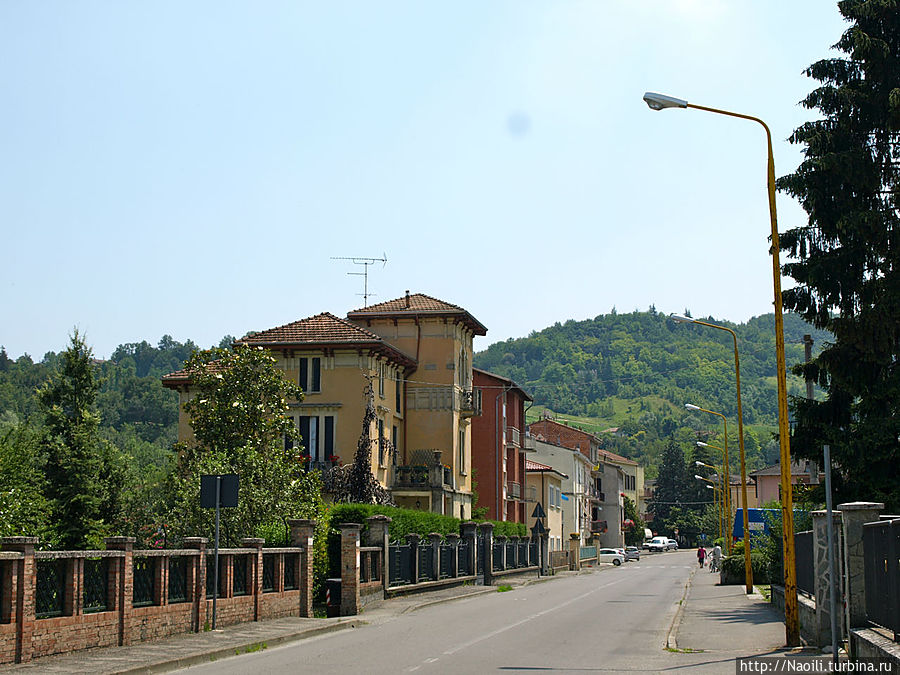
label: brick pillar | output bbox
[837,502,883,631]
[365,515,391,591]
[1,537,37,663]
[105,537,135,646]
[811,510,844,647]
[477,522,494,585]
[460,522,477,579]
[288,520,316,618]
[183,537,207,632]
[241,538,264,621]
[446,534,460,577]
[429,533,442,581]
[405,534,421,584]
[569,533,581,571]
[339,524,360,616]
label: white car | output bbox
[598,548,625,566]
[646,536,670,552]
[667,539,678,550]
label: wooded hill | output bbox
[474,309,830,475]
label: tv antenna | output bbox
[331,254,387,307]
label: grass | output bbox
[236,642,267,655]
[756,584,771,601]
[496,584,513,593]
[665,647,705,653]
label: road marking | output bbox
[442,577,628,657]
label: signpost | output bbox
[200,474,239,630]
[531,502,548,575]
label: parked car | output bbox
[624,546,641,561]
[598,548,625,566]
[646,536,670,552]
[667,539,678,550]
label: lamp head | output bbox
[694,474,704,481]
[685,404,701,411]
[643,92,688,111]
[705,484,715,490]
[670,313,695,324]
[696,441,709,447]
[695,461,703,466]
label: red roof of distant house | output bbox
[525,459,568,478]
[161,358,228,388]
[473,368,533,402]
[347,292,487,336]
[598,449,638,466]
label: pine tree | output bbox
[38,331,127,548]
[777,0,900,510]
[649,440,688,529]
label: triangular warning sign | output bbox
[531,502,546,520]
[531,520,547,535]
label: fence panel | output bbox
[133,557,156,607]
[580,546,597,561]
[457,541,471,576]
[168,557,189,604]
[284,553,298,590]
[418,545,434,582]
[529,542,538,566]
[389,544,412,586]
[262,554,276,593]
[360,549,380,584]
[83,558,108,613]
[439,545,453,579]
[518,542,528,568]
[506,542,516,569]
[492,543,504,571]
[206,556,225,599]
[794,530,814,597]
[36,559,66,618]
[233,555,248,596]
[863,519,900,636]
[476,534,485,576]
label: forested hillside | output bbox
[474,309,829,474]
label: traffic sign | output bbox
[531,502,546,520]
[531,520,547,535]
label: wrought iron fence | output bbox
[361,549,381,584]
[529,542,538,566]
[492,543,504,571]
[262,554,276,593]
[389,543,412,586]
[506,541,516,568]
[794,530,814,598]
[439,544,452,579]
[206,557,224,599]
[476,535,485,576]
[36,559,66,618]
[168,557,189,604]
[418,545,434,582]
[233,555,248,596]
[863,518,900,638]
[133,557,156,607]
[82,558,108,613]
[517,541,528,568]
[457,541,471,576]
[284,553,298,590]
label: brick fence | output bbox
[0,518,316,665]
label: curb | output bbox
[402,588,496,614]
[666,565,698,650]
[114,619,363,675]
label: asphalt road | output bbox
[177,551,728,674]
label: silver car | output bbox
[624,546,641,561]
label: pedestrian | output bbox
[697,546,706,568]
[710,544,722,573]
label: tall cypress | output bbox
[777,0,900,510]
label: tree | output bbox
[622,495,646,546]
[167,345,324,544]
[777,0,900,510]
[37,331,128,548]
[648,439,689,531]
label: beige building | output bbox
[163,292,486,519]
[525,459,566,552]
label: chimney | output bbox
[405,290,410,308]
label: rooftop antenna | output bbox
[331,254,387,307]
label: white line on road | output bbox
[441,577,628,657]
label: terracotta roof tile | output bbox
[347,292,487,336]
[525,459,552,471]
[238,312,385,346]
[598,449,638,466]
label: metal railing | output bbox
[35,559,66,618]
[459,388,483,417]
[507,481,521,500]
[525,485,537,502]
[506,426,521,448]
[82,558,108,613]
[580,546,597,561]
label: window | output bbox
[299,416,319,461]
[298,357,321,393]
[458,427,466,474]
[395,374,402,413]
[392,425,398,465]
[458,349,469,388]
[324,416,334,459]
[378,362,385,397]
[378,419,385,466]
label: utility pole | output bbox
[803,335,819,485]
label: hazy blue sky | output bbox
[2,1,847,360]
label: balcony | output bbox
[392,460,454,490]
[459,388,483,417]
[525,485,537,502]
[307,459,337,473]
[506,481,521,500]
[506,426,521,448]
[522,431,536,452]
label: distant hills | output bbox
[474,309,830,474]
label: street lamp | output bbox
[685,404,732,553]
[697,444,726,545]
[694,474,723,541]
[672,313,753,595]
[644,90,799,646]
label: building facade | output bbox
[525,459,566,552]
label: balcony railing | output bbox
[506,426,521,448]
[308,459,336,473]
[392,464,455,490]
[506,481,521,500]
[525,485,537,502]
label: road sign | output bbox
[531,502,546,520]
[201,474,239,508]
[531,520,547,535]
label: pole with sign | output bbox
[200,474,239,630]
[531,502,548,575]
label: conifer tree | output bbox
[777,0,900,510]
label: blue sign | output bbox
[561,494,569,501]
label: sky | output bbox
[1,1,848,360]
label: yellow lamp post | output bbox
[697,443,727,548]
[694,466,722,541]
[673,313,753,594]
[643,91,799,646]
[685,404,731,553]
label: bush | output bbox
[720,548,772,585]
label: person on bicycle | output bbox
[710,544,722,572]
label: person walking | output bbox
[710,544,722,573]
[697,546,706,568]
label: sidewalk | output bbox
[671,563,787,654]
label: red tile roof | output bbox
[161,359,228,388]
[238,312,384,346]
[525,459,552,471]
[347,292,487,336]
[598,449,638,466]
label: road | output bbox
[177,551,735,674]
